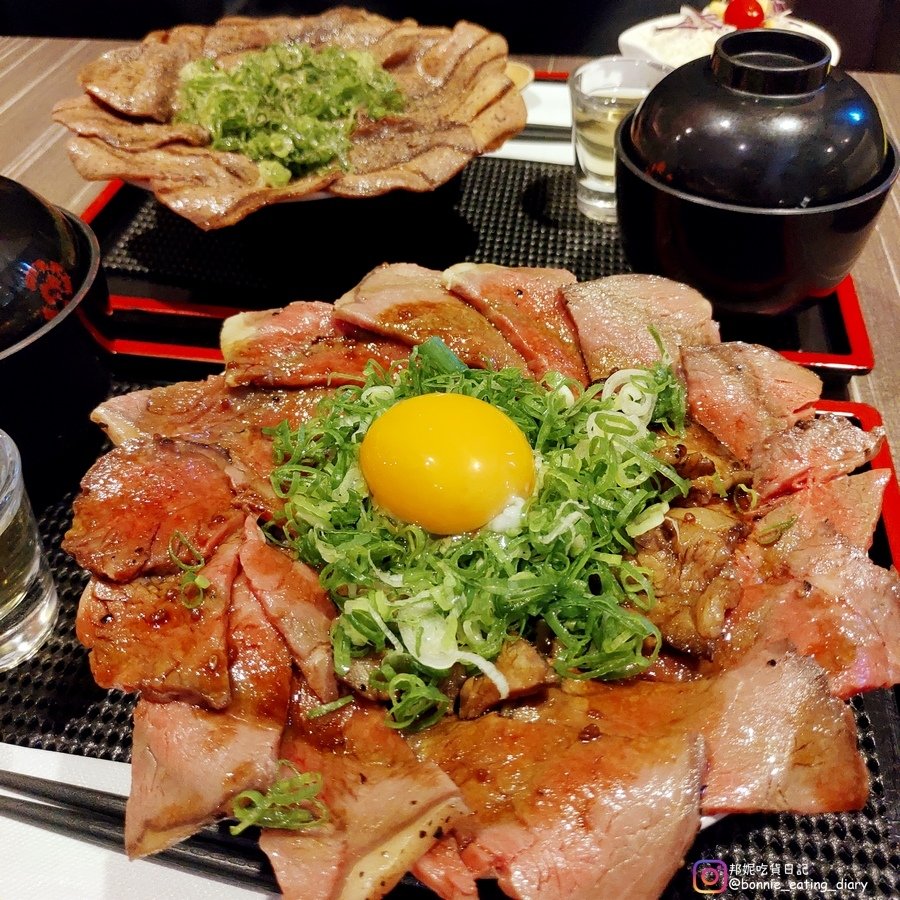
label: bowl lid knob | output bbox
[711,28,831,95]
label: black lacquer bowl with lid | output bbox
[0,177,109,506]
[615,29,899,315]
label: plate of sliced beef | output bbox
[63,264,899,900]
[51,8,527,230]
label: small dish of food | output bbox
[618,1,841,69]
[52,9,527,230]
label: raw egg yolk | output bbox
[359,393,535,535]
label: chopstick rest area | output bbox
[0,761,277,893]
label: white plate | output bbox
[618,14,841,70]
[488,81,575,166]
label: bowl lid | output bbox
[0,176,81,352]
[629,29,889,208]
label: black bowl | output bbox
[0,176,83,352]
[615,115,900,315]
[0,209,110,507]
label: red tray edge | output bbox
[816,400,900,564]
[79,185,876,376]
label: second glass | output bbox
[569,56,672,222]
[0,428,59,671]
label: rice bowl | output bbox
[618,12,840,69]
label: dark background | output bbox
[0,1,897,72]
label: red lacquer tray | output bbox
[78,175,875,379]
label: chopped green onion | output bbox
[625,501,670,538]
[268,345,692,729]
[383,672,451,732]
[230,761,329,835]
[734,482,760,511]
[710,473,729,499]
[306,695,354,719]
[413,337,469,375]
[174,42,405,185]
[167,530,210,609]
[756,515,797,545]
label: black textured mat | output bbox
[94,159,624,306]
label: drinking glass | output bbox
[0,428,58,671]
[569,56,672,222]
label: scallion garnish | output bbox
[415,336,470,375]
[230,761,329,835]
[734,482,760,511]
[167,530,210,609]
[174,42,405,186]
[756,515,798,545]
[306,695,354,719]
[366,653,452,732]
[268,344,691,729]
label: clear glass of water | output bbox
[0,429,59,671]
[569,56,672,222]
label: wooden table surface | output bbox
[2,36,898,473]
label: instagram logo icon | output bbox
[693,859,729,893]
